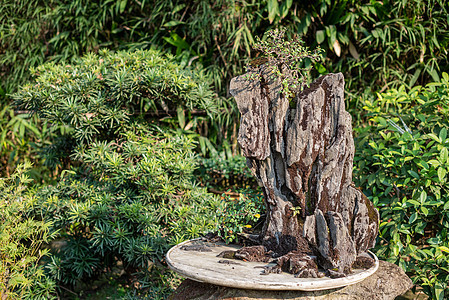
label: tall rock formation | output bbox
[229,68,379,277]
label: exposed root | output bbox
[235,245,273,262]
[253,251,324,278]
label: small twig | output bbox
[214,35,231,77]
[208,188,240,197]
[58,285,78,296]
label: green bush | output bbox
[12,50,262,291]
[3,0,448,184]
[354,73,449,299]
[31,130,223,285]
[2,0,447,98]
[0,104,54,180]
[0,162,57,299]
[196,154,257,191]
[13,49,218,169]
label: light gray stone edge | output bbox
[166,239,379,291]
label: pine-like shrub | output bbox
[354,73,449,299]
[12,50,261,290]
[13,49,218,169]
[0,162,57,299]
[30,130,224,285]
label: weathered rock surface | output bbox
[169,260,413,300]
[229,70,379,275]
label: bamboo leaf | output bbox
[267,0,279,24]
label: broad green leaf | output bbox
[429,159,441,167]
[439,128,447,143]
[420,206,428,215]
[409,213,417,223]
[407,199,421,206]
[177,106,185,129]
[377,116,387,126]
[439,246,449,253]
[438,167,447,182]
[442,72,449,82]
[315,63,327,74]
[119,0,127,13]
[408,170,419,179]
[163,33,191,51]
[392,244,399,256]
[444,201,449,210]
[267,0,279,23]
[316,30,325,44]
[419,160,429,170]
[419,190,427,203]
[440,148,448,164]
[427,237,440,244]
[434,283,444,300]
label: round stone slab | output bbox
[166,239,379,291]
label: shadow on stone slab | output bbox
[169,261,413,300]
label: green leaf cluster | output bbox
[245,28,322,98]
[13,49,218,169]
[28,131,224,285]
[3,0,447,98]
[10,50,262,290]
[196,153,257,190]
[354,72,449,299]
[215,192,264,244]
[0,162,57,299]
[0,104,52,179]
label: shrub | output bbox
[354,73,449,299]
[30,130,223,285]
[13,49,219,169]
[2,0,447,99]
[0,104,54,180]
[196,154,257,191]
[0,162,57,299]
[12,49,262,290]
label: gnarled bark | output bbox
[229,68,379,277]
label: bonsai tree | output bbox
[225,29,379,278]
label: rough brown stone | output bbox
[169,260,413,300]
[228,71,379,276]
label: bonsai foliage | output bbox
[246,28,322,98]
[0,162,57,299]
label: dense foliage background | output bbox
[1,0,448,298]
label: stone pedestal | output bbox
[169,261,413,300]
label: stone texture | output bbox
[229,70,379,276]
[169,260,413,300]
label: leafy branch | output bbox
[245,28,322,98]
